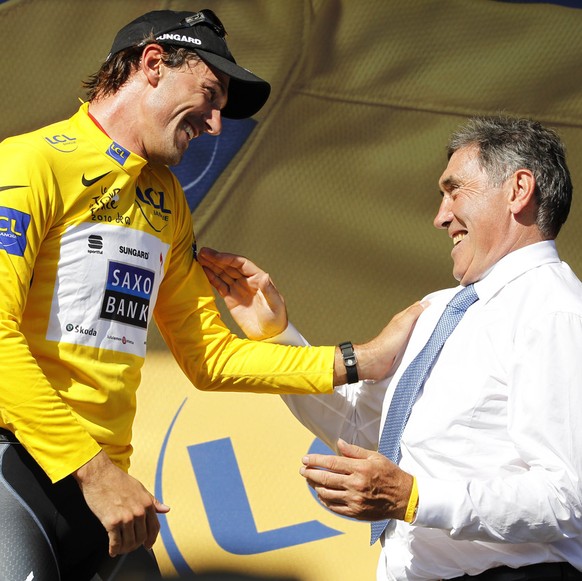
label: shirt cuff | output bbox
[415,475,468,530]
[262,323,309,347]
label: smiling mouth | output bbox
[453,232,466,246]
[183,121,196,141]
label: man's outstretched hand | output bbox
[200,246,427,384]
[198,247,288,340]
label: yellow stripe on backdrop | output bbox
[2,0,582,579]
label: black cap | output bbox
[107,9,271,119]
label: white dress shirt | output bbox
[277,241,582,580]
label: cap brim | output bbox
[195,49,271,119]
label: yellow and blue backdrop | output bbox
[2,0,582,579]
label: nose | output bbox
[433,196,453,230]
[204,109,222,136]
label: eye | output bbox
[448,182,463,200]
[207,86,219,102]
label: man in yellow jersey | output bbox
[0,9,422,580]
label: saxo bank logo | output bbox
[100,261,153,328]
[155,400,343,576]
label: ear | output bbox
[140,44,165,87]
[508,169,537,216]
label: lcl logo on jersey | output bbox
[107,141,130,166]
[135,186,172,233]
[44,134,78,153]
[0,207,31,257]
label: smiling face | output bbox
[141,56,229,166]
[434,145,515,285]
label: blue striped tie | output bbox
[370,284,479,544]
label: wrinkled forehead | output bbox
[439,145,484,188]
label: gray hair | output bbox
[447,116,572,239]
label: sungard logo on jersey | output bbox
[119,245,149,260]
[156,33,202,45]
[100,261,154,329]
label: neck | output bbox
[87,85,146,158]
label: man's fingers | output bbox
[202,266,229,297]
[300,465,350,491]
[301,452,354,474]
[336,438,374,460]
[153,497,170,514]
[198,246,232,266]
[75,453,166,557]
[389,300,429,336]
[107,527,123,557]
[305,475,348,496]
[305,479,366,520]
[198,247,256,277]
[129,515,145,552]
[144,505,161,550]
[310,484,348,505]
[257,273,284,306]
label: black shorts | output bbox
[0,429,162,581]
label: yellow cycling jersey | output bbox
[0,103,334,482]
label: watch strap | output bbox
[339,341,359,384]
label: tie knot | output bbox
[448,283,479,312]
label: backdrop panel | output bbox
[2,0,582,579]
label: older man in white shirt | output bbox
[199,116,582,580]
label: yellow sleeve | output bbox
[0,139,102,482]
[154,179,335,395]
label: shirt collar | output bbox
[73,102,148,174]
[473,240,560,303]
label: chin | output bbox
[167,155,185,167]
[153,150,184,167]
[451,263,465,282]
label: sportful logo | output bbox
[0,206,31,257]
[100,261,154,329]
[88,234,103,254]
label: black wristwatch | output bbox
[338,341,359,384]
